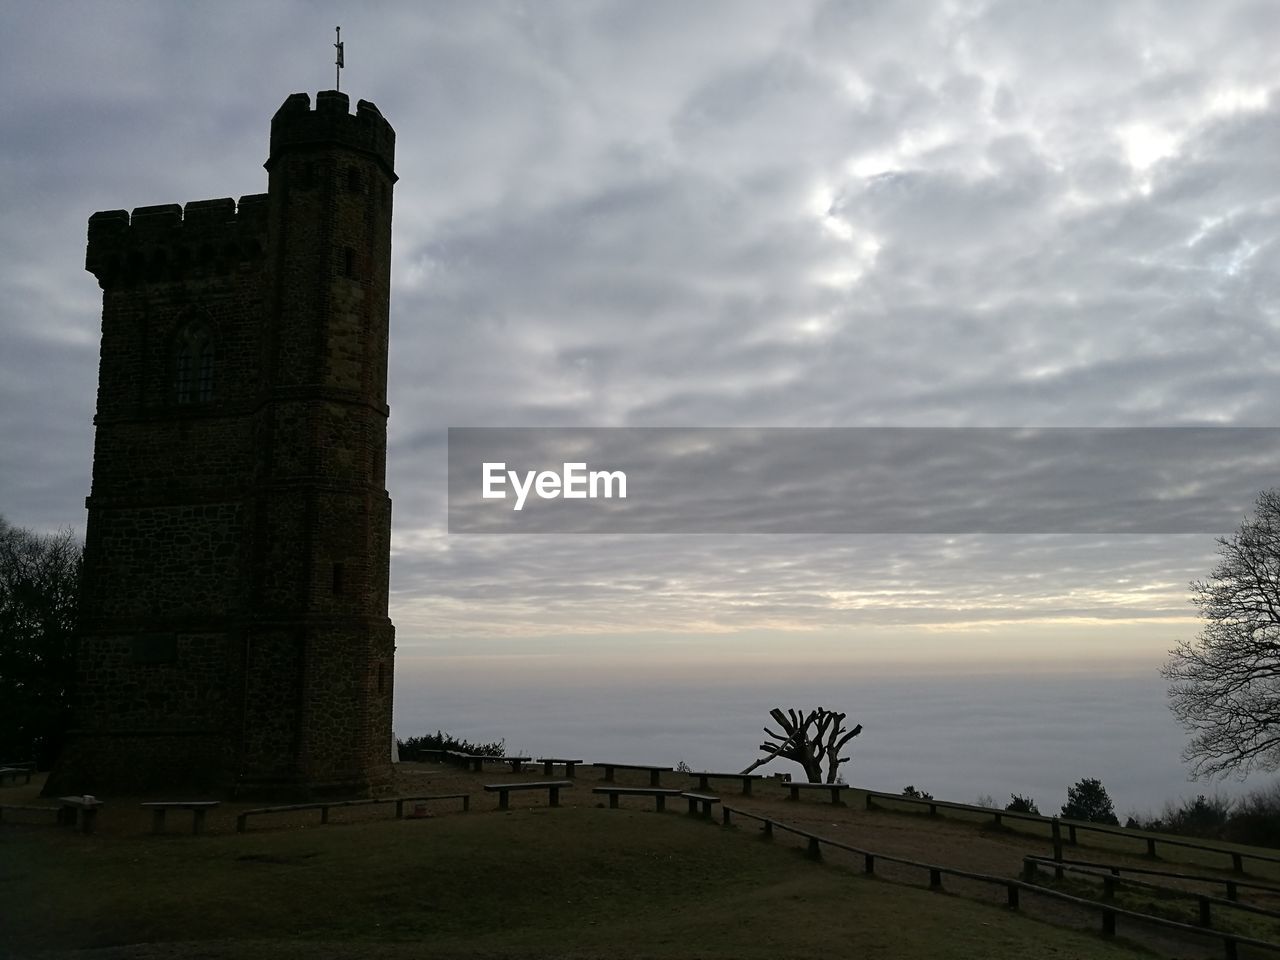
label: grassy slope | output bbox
[1,804,1153,960]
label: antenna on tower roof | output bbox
[334,26,345,91]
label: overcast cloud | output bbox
[3,1,1280,689]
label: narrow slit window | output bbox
[174,321,214,405]
[197,344,214,402]
[175,347,193,404]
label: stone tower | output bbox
[46,91,397,798]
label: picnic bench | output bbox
[592,762,673,786]
[593,786,685,812]
[682,792,722,818]
[536,757,583,777]
[783,781,850,805]
[140,800,220,835]
[57,796,103,833]
[484,780,572,810]
[685,771,764,795]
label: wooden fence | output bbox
[236,793,469,832]
[721,804,1280,960]
[1022,855,1280,931]
[864,788,1280,875]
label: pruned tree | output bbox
[741,706,861,783]
[1164,489,1280,778]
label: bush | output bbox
[902,785,933,800]
[1060,777,1119,825]
[397,730,505,761]
[1161,794,1232,837]
[1226,783,1280,848]
[1006,793,1039,815]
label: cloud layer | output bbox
[3,1,1279,674]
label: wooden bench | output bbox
[140,800,220,834]
[783,782,850,805]
[593,786,685,812]
[484,780,572,810]
[682,792,721,818]
[685,771,764,795]
[536,757,583,777]
[236,793,470,832]
[57,796,104,833]
[592,762,673,786]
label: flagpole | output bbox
[335,26,343,91]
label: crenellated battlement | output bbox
[268,91,396,180]
[85,194,267,288]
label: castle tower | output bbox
[46,92,397,798]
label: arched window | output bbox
[174,322,214,404]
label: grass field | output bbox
[2,766,1269,959]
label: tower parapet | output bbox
[85,196,267,288]
[268,91,396,180]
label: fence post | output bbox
[1067,824,1077,845]
[1103,876,1116,900]
[864,853,875,875]
[722,807,730,826]
[1101,908,1116,938]
[1006,883,1019,909]
[1231,852,1243,874]
[929,868,942,890]
[1225,880,1238,901]
[1051,819,1063,862]
[1198,896,1211,928]
[807,836,822,860]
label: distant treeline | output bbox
[1124,784,1280,849]
[397,730,505,760]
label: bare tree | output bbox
[1164,489,1280,778]
[0,517,81,766]
[741,706,861,783]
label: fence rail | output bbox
[863,788,1280,875]
[721,805,1280,959]
[1022,854,1280,900]
[1022,855,1280,930]
[236,793,469,832]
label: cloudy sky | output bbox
[4,1,1280,710]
